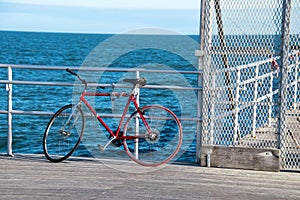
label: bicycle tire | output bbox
[123,105,182,167]
[43,104,85,162]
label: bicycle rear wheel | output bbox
[43,104,85,162]
[123,105,182,167]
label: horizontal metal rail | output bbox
[0,64,203,91]
[214,50,299,74]
[0,80,202,91]
[213,71,278,91]
[0,64,203,75]
[0,109,202,122]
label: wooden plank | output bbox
[0,154,299,200]
[200,145,280,172]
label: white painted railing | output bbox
[211,50,299,143]
[0,64,203,156]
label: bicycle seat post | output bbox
[131,83,139,96]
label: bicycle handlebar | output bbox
[66,68,144,92]
[66,68,87,87]
[66,68,78,76]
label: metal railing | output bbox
[211,50,299,143]
[0,64,203,156]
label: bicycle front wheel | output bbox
[43,104,85,162]
[123,105,182,167]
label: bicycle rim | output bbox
[43,104,85,162]
[123,105,182,167]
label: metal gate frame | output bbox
[197,0,300,170]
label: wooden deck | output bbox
[0,154,299,200]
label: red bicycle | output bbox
[43,69,182,166]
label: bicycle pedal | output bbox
[97,144,105,152]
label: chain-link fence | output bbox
[199,0,299,170]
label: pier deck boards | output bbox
[0,154,299,200]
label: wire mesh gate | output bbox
[198,0,300,170]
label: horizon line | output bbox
[0,29,200,36]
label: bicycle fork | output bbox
[59,103,81,136]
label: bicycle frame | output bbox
[44,69,182,165]
[78,90,150,141]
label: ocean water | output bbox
[0,31,199,162]
[1,30,299,164]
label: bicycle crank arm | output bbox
[98,137,116,152]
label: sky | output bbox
[0,0,201,34]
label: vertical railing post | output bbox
[204,0,214,147]
[6,66,13,156]
[209,74,216,145]
[268,70,274,127]
[293,53,298,110]
[277,0,292,169]
[233,69,240,144]
[252,65,259,138]
[196,55,203,163]
[196,0,209,163]
[134,70,140,159]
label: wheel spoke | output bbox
[123,105,182,166]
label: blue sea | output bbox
[2,31,297,163]
[0,31,200,163]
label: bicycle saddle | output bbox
[123,78,146,87]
